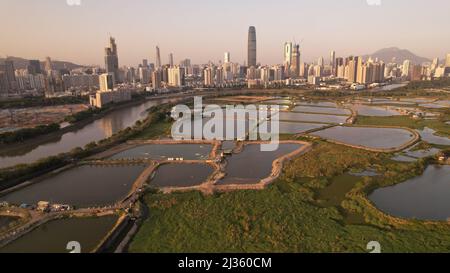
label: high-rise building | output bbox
[330,51,336,67]
[317,57,324,67]
[224,52,231,63]
[284,42,293,67]
[142,59,148,68]
[445,53,450,67]
[169,53,174,67]
[402,60,411,79]
[156,46,161,68]
[138,66,151,84]
[99,73,115,92]
[105,37,119,83]
[0,72,8,94]
[247,26,257,67]
[347,56,359,83]
[152,70,162,90]
[3,58,16,90]
[204,66,215,86]
[44,57,53,72]
[168,66,184,87]
[290,44,300,78]
[27,60,41,75]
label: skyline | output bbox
[1,0,450,66]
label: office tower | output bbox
[284,42,293,66]
[169,53,174,67]
[335,57,344,76]
[247,66,257,80]
[290,44,301,78]
[105,37,119,83]
[142,59,148,68]
[300,63,309,78]
[445,54,450,67]
[247,26,257,67]
[152,70,162,90]
[180,59,191,68]
[99,73,114,92]
[27,60,41,75]
[224,52,231,63]
[44,57,53,71]
[3,58,16,90]
[330,51,336,67]
[317,57,324,67]
[204,67,215,86]
[0,72,8,94]
[215,67,224,85]
[138,66,151,84]
[402,60,411,78]
[156,46,161,68]
[347,56,359,83]
[168,66,184,87]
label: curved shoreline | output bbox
[308,125,420,153]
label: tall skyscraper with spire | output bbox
[156,46,161,68]
[105,36,119,83]
[169,53,174,67]
[247,26,257,67]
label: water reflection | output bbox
[0,99,173,168]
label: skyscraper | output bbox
[169,53,174,67]
[99,73,114,92]
[27,60,41,75]
[445,53,450,67]
[330,51,336,67]
[284,42,293,66]
[290,44,300,78]
[168,66,185,87]
[105,37,119,83]
[247,26,257,67]
[4,58,16,90]
[224,52,231,63]
[44,57,53,72]
[156,46,161,68]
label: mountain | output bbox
[0,56,86,70]
[362,47,431,64]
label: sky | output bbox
[1,0,450,66]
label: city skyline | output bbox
[1,0,450,66]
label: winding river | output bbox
[0,98,174,169]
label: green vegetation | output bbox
[0,96,88,109]
[64,107,103,124]
[129,141,450,253]
[0,123,60,144]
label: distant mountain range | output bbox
[362,47,431,64]
[0,56,85,71]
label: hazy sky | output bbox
[1,0,449,66]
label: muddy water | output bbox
[369,165,450,221]
[0,215,118,253]
[149,163,214,187]
[218,143,302,185]
[276,112,348,124]
[291,106,350,115]
[0,165,147,208]
[312,126,415,149]
[110,144,212,160]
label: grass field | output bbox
[129,141,450,253]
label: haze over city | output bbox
[1,0,450,66]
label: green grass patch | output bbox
[129,142,450,253]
